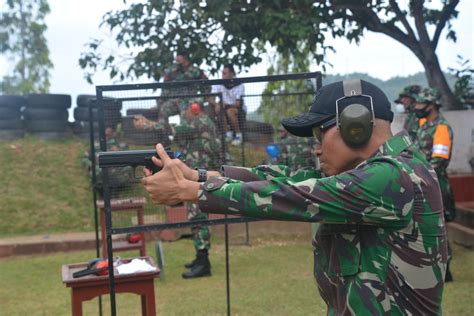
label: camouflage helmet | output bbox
[415,87,441,106]
[395,85,422,103]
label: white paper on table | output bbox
[116,259,157,275]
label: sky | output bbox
[0,0,473,110]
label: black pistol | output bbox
[98,149,176,177]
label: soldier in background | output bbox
[413,87,456,282]
[82,126,131,197]
[276,127,317,170]
[134,102,220,279]
[394,85,422,141]
[158,51,209,123]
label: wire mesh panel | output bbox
[91,72,321,232]
[90,72,321,315]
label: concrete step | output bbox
[455,202,474,229]
[0,232,98,258]
[447,222,474,248]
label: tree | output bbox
[0,0,53,94]
[80,0,464,109]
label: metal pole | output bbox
[88,99,103,316]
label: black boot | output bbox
[184,256,198,269]
[445,262,453,282]
[182,249,211,279]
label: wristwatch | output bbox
[196,168,207,182]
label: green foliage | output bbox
[0,0,53,94]
[79,0,462,109]
[258,52,315,126]
[448,55,474,105]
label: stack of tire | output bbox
[122,108,170,147]
[24,94,71,140]
[0,95,25,140]
[72,95,122,139]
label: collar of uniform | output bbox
[378,130,412,157]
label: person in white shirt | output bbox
[209,65,245,146]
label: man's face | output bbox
[222,68,234,79]
[313,125,358,176]
[400,96,413,108]
[175,55,188,66]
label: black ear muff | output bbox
[339,104,373,147]
[336,79,375,147]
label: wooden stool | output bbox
[62,256,159,316]
[97,197,147,257]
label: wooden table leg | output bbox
[71,289,83,316]
[144,282,156,316]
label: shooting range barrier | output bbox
[88,72,322,315]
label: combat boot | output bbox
[184,254,198,269]
[182,249,211,279]
[445,262,453,282]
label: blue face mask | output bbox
[414,105,431,118]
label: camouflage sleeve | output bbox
[222,165,322,182]
[199,158,414,228]
[174,121,194,138]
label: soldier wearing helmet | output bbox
[414,87,456,282]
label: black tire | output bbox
[28,131,71,140]
[23,108,69,121]
[0,95,25,108]
[74,107,99,121]
[0,119,23,129]
[76,94,118,108]
[0,129,25,140]
[0,106,22,119]
[26,94,71,109]
[25,120,69,132]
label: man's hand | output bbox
[141,144,200,205]
[143,144,198,181]
[133,115,153,130]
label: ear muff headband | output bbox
[335,79,375,147]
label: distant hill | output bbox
[323,72,457,106]
[246,71,457,122]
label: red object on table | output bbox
[62,256,159,316]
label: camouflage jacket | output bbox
[161,64,210,105]
[198,131,447,315]
[403,110,419,141]
[276,135,317,170]
[414,114,453,171]
[414,114,456,221]
[153,114,221,169]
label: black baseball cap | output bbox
[281,79,393,137]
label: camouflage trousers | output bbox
[187,202,210,251]
[436,169,456,222]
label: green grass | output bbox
[0,136,94,237]
[0,137,267,237]
[0,236,472,315]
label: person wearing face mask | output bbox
[394,85,422,141]
[157,51,209,123]
[141,79,448,315]
[413,87,456,282]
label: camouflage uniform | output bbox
[396,85,421,141]
[153,114,220,251]
[159,64,209,120]
[413,88,456,222]
[198,131,448,315]
[277,133,317,170]
[83,138,132,197]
